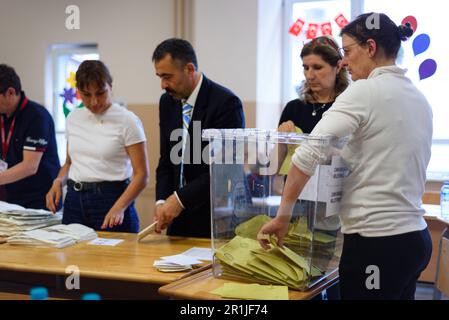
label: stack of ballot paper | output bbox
[7,223,97,248]
[153,254,202,272]
[214,235,323,289]
[284,216,336,245]
[235,214,336,247]
[153,247,213,272]
[44,224,97,242]
[0,201,62,237]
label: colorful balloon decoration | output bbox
[418,59,437,80]
[401,15,418,32]
[412,34,430,57]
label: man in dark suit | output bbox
[152,38,245,237]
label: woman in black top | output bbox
[277,36,349,178]
[278,36,349,135]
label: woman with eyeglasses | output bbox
[260,13,432,300]
[46,60,149,233]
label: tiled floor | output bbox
[415,282,449,300]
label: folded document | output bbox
[154,253,204,272]
[7,223,97,248]
[0,201,62,237]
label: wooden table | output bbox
[421,205,449,283]
[422,205,449,298]
[0,232,211,299]
[158,268,339,300]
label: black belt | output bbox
[67,179,129,192]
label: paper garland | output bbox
[289,13,349,38]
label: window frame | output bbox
[46,43,98,163]
[282,0,449,181]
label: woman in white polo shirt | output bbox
[259,13,433,299]
[46,60,149,233]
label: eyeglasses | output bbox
[338,42,360,57]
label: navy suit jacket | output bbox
[156,75,245,237]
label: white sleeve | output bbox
[292,80,371,176]
[65,112,73,141]
[124,112,147,146]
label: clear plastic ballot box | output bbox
[202,129,349,290]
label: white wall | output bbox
[192,0,258,102]
[193,0,283,128]
[257,0,283,129]
[0,0,175,106]
[0,0,285,127]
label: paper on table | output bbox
[211,283,289,300]
[161,254,202,266]
[88,238,124,246]
[153,260,193,272]
[180,247,213,261]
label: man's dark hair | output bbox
[0,64,22,95]
[340,12,414,59]
[76,60,113,91]
[152,38,198,69]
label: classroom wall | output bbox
[0,0,277,228]
[0,0,173,105]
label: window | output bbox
[283,0,449,181]
[363,0,448,180]
[283,0,351,104]
[47,44,99,163]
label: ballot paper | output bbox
[211,283,289,300]
[7,229,77,248]
[7,223,98,248]
[180,247,213,261]
[235,214,336,246]
[0,201,62,237]
[278,126,303,175]
[88,238,123,246]
[153,260,193,272]
[161,254,202,266]
[214,235,324,289]
[45,224,97,242]
[0,201,25,212]
[154,253,204,273]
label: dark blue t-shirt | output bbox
[0,92,61,209]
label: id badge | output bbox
[0,159,8,172]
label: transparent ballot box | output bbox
[202,129,349,291]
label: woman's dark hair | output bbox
[340,12,414,59]
[0,64,22,94]
[299,36,349,103]
[152,38,198,69]
[76,60,113,90]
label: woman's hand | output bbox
[257,215,290,250]
[278,120,296,133]
[101,207,125,229]
[46,179,63,213]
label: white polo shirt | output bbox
[67,103,146,182]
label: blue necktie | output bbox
[180,102,193,188]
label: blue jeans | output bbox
[62,182,139,233]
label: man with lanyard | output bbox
[0,64,60,209]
